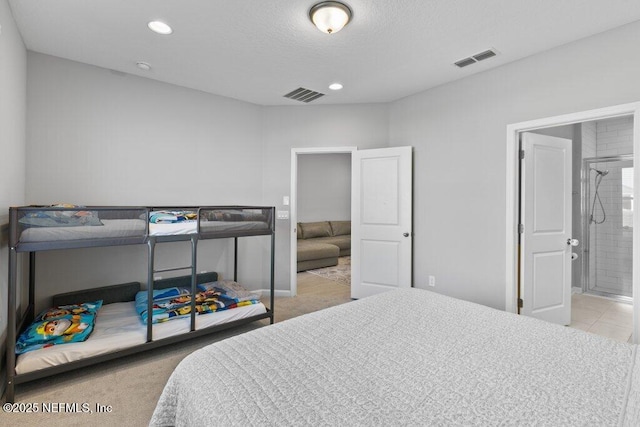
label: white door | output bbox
[520,132,573,325]
[351,146,412,299]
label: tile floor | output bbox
[570,293,633,343]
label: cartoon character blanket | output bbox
[16,300,103,354]
[135,281,260,324]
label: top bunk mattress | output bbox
[12,206,274,248]
[18,218,269,241]
[13,206,149,248]
[19,219,147,243]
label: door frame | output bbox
[506,101,640,343]
[290,146,357,296]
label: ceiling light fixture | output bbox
[136,62,151,71]
[309,1,352,34]
[147,20,173,35]
[329,83,343,90]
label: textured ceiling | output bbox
[8,0,640,106]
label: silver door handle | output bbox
[403,232,410,237]
[567,238,579,246]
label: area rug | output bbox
[306,256,351,286]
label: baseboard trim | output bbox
[259,289,292,298]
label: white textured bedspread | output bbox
[151,288,640,426]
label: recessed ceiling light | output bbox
[147,20,172,35]
[329,83,343,91]
[136,62,151,71]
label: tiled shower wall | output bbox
[584,116,634,297]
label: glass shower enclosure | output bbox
[582,155,634,300]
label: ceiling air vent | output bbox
[454,48,498,68]
[454,57,476,68]
[473,49,497,62]
[283,87,325,103]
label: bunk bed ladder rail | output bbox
[146,235,199,342]
[6,208,19,402]
[270,208,275,324]
[5,208,38,402]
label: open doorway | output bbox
[290,147,356,298]
[527,118,634,342]
[505,103,640,343]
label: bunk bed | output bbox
[5,205,275,403]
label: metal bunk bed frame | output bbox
[5,205,276,403]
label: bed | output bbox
[151,288,640,426]
[13,206,272,248]
[14,276,267,375]
[6,205,276,403]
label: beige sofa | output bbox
[297,221,351,272]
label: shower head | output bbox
[591,168,609,177]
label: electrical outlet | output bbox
[428,275,436,287]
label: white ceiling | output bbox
[8,0,640,106]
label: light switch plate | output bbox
[283,196,290,206]
[277,210,289,220]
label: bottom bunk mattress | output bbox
[15,301,266,375]
[151,288,640,426]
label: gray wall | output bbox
[389,20,640,309]
[25,54,389,299]
[531,124,575,140]
[0,0,25,217]
[11,16,640,312]
[261,104,389,291]
[298,153,351,223]
[26,53,264,206]
[25,52,268,306]
[0,0,27,364]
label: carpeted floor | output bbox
[1,276,351,427]
[306,256,351,286]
